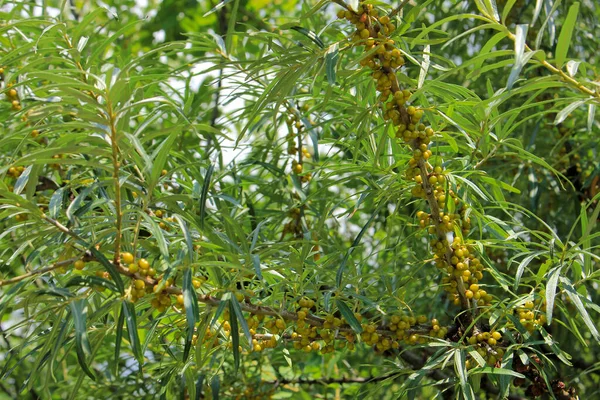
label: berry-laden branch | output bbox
[336,2,491,329]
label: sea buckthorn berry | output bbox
[134,279,145,289]
[74,260,85,270]
[138,258,150,270]
[121,252,134,264]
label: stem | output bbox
[0,256,81,286]
[504,30,598,100]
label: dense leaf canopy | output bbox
[1,0,599,399]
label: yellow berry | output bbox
[74,260,85,270]
[121,252,134,264]
[138,258,150,270]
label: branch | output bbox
[0,256,81,287]
[264,371,401,385]
[503,29,598,100]
[389,0,411,18]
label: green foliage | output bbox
[1,0,599,399]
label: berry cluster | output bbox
[339,3,483,311]
[3,79,22,111]
[465,330,504,368]
[512,300,547,332]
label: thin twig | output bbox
[390,0,411,18]
[0,256,80,287]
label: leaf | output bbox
[49,187,65,219]
[507,24,528,90]
[183,268,200,360]
[290,26,324,48]
[418,45,431,89]
[454,350,474,400]
[539,327,572,366]
[150,132,178,186]
[560,277,600,342]
[210,376,220,400]
[325,43,338,85]
[175,215,194,263]
[555,2,579,68]
[69,299,95,380]
[230,295,253,347]
[122,301,143,365]
[545,265,562,325]
[13,165,32,195]
[65,275,118,292]
[587,104,596,132]
[200,164,214,229]
[88,247,125,294]
[469,367,525,378]
[514,251,546,291]
[554,100,586,125]
[114,305,125,375]
[251,254,263,280]
[566,60,580,77]
[531,0,543,27]
[203,0,234,16]
[228,300,241,372]
[335,299,363,334]
[195,374,205,400]
[225,0,239,54]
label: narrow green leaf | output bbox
[203,0,234,16]
[539,328,572,365]
[290,26,324,48]
[175,215,194,263]
[225,0,239,54]
[230,295,253,347]
[554,99,586,125]
[507,24,528,90]
[49,187,65,219]
[183,268,200,360]
[469,367,525,378]
[545,265,562,325]
[122,301,143,365]
[228,300,240,372]
[210,299,227,327]
[65,275,118,292]
[13,165,32,195]
[335,299,363,334]
[69,299,95,381]
[195,374,205,400]
[587,104,596,132]
[200,164,214,229]
[251,254,263,280]
[325,43,338,85]
[555,2,579,68]
[88,247,125,294]
[114,305,125,375]
[150,132,178,186]
[514,251,546,290]
[211,376,220,400]
[454,350,474,400]
[560,277,600,342]
[418,45,431,89]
